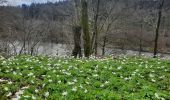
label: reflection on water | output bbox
[7,42,170,58]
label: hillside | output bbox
[0,55,170,99]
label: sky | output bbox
[6,0,61,6]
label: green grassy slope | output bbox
[0,55,170,99]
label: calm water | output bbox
[8,42,170,59]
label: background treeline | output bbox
[0,0,170,57]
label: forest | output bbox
[0,0,170,58]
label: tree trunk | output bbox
[139,23,143,56]
[81,0,91,58]
[102,36,106,56]
[153,0,164,58]
[72,26,82,58]
[93,0,100,56]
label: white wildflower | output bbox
[149,74,155,78]
[13,71,17,75]
[105,81,109,84]
[2,61,6,65]
[47,75,51,78]
[4,87,8,91]
[151,79,156,82]
[31,80,34,84]
[5,70,9,73]
[72,86,77,92]
[25,66,28,68]
[84,89,88,93]
[6,92,12,97]
[73,79,77,82]
[79,84,83,89]
[49,79,52,83]
[85,81,90,85]
[58,80,61,84]
[42,83,46,87]
[62,91,68,96]
[8,81,12,85]
[117,66,122,70]
[124,77,129,81]
[28,72,34,76]
[93,74,98,77]
[100,84,104,87]
[24,95,30,98]
[53,70,56,73]
[44,92,49,97]
[155,93,165,100]
[19,73,22,76]
[68,82,74,85]
[159,75,165,79]
[35,89,38,93]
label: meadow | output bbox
[0,55,170,100]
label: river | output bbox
[7,42,170,59]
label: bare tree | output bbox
[81,0,91,57]
[153,0,165,58]
[71,0,82,58]
[91,0,100,56]
[0,0,7,4]
[101,0,120,56]
[72,26,82,58]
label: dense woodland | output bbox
[0,0,170,57]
